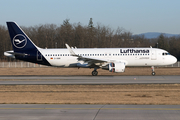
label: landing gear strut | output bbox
[92,68,98,76]
[151,66,156,76]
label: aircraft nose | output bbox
[171,55,177,64]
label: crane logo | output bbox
[13,34,27,48]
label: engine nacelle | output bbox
[109,62,125,72]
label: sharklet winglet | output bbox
[65,44,77,56]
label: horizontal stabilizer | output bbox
[4,50,28,58]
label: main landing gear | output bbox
[92,68,98,76]
[151,66,156,76]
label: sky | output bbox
[0,0,180,34]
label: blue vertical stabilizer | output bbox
[6,22,51,66]
[7,22,37,52]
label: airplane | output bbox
[4,22,177,76]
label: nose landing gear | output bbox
[151,66,156,76]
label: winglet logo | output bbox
[13,34,27,48]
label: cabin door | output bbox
[151,50,157,60]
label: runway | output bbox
[1,77,180,120]
[0,75,180,84]
[0,104,180,120]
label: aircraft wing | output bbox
[65,44,121,67]
[77,56,107,64]
[65,44,107,66]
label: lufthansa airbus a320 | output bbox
[4,22,177,76]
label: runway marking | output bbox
[0,108,180,111]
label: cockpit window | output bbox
[162,52,170,56]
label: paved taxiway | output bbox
[0,104,180,120]
[0,76,180,84]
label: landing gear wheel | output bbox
[151,66,155,76]
[92,70,98,76]
[152,72,156,76]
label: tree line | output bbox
[0,19,180,61]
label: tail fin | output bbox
[6,22,38,52]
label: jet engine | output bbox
[102,62,125,72]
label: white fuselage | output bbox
[39,47,177,67]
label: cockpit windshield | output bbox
[162,52,170,55]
